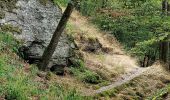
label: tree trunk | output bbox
[160,0,170,70]
[38,1,75,71]
[162,0,168,15]
[167,2,170,15]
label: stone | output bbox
[0,0,75,67]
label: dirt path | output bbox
[95,66,151,94]
[69,10,140,77]
[68,10,152,96]
[61,9,170,99]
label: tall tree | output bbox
[160,0,170,69]
[162,0,168,15]
[38,0,76,71]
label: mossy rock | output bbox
[0,11,5,19]
[39,0,50,6]
[0,0,18,11]
[1,24,22,34]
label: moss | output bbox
[97,88,118,97]
[1,24,22,34]
[0,0,18,11]
[0,11,5,19]
[39,0,49,6]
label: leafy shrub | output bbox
[82,70,102,84]
[70,66,103,84]
[5,84,28,100]
[70,59,103,84]
[147,85,170,100]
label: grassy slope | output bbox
[0,0,170,100]
[95,64,170,100]
[0,33,91,100]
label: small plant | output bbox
[70,59,103,84]
[53,0,68,7]
[81,70,102,84]
[5,84,28,100]
[147,87,169,100]
[97,88,118,97]
[0,32,21,54]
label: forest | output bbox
[0,0,169,100]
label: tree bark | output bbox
[38,1,75,71]
[160,0,170,70]
[162,0,168,15]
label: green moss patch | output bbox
[1,24,22,34]
[0,0,18,11]
[0,11,5,19]
[39,0,50,6]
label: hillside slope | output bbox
[66,10,170,99]
[1,6,170,100]
[68,10,140,80]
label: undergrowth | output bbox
[65,0,170,65]
[69,59,105,84]
[0,32,91,100]
[147,84,170,100]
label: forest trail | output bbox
[67,10,153,95]
[95,66,151,94]
[69,10,140,77]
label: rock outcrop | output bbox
[0,0,75,68]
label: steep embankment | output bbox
[69,10,140,80]
[66,10,170,99]
[65,10,149,95]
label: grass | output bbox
[69,59,105,84]
[1,24,22,34]
[95,88,118,99]
[53,0,68,7]
[0,32,91,100]
[147,84,170,100]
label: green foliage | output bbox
[97,88,118,98]
[147,85,170,100]
[0,32,21,54]
[53,0,68,7]
[70,66,103,84]
[80,0,170,64]
[78,0,102,16]
[70,60,103,84]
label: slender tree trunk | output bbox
[38,1,75,71]
[160,0,170,70]
[162,0,168,15]
[168,40,170,69]
[167,3,170,69]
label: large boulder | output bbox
[0,0,75,67]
